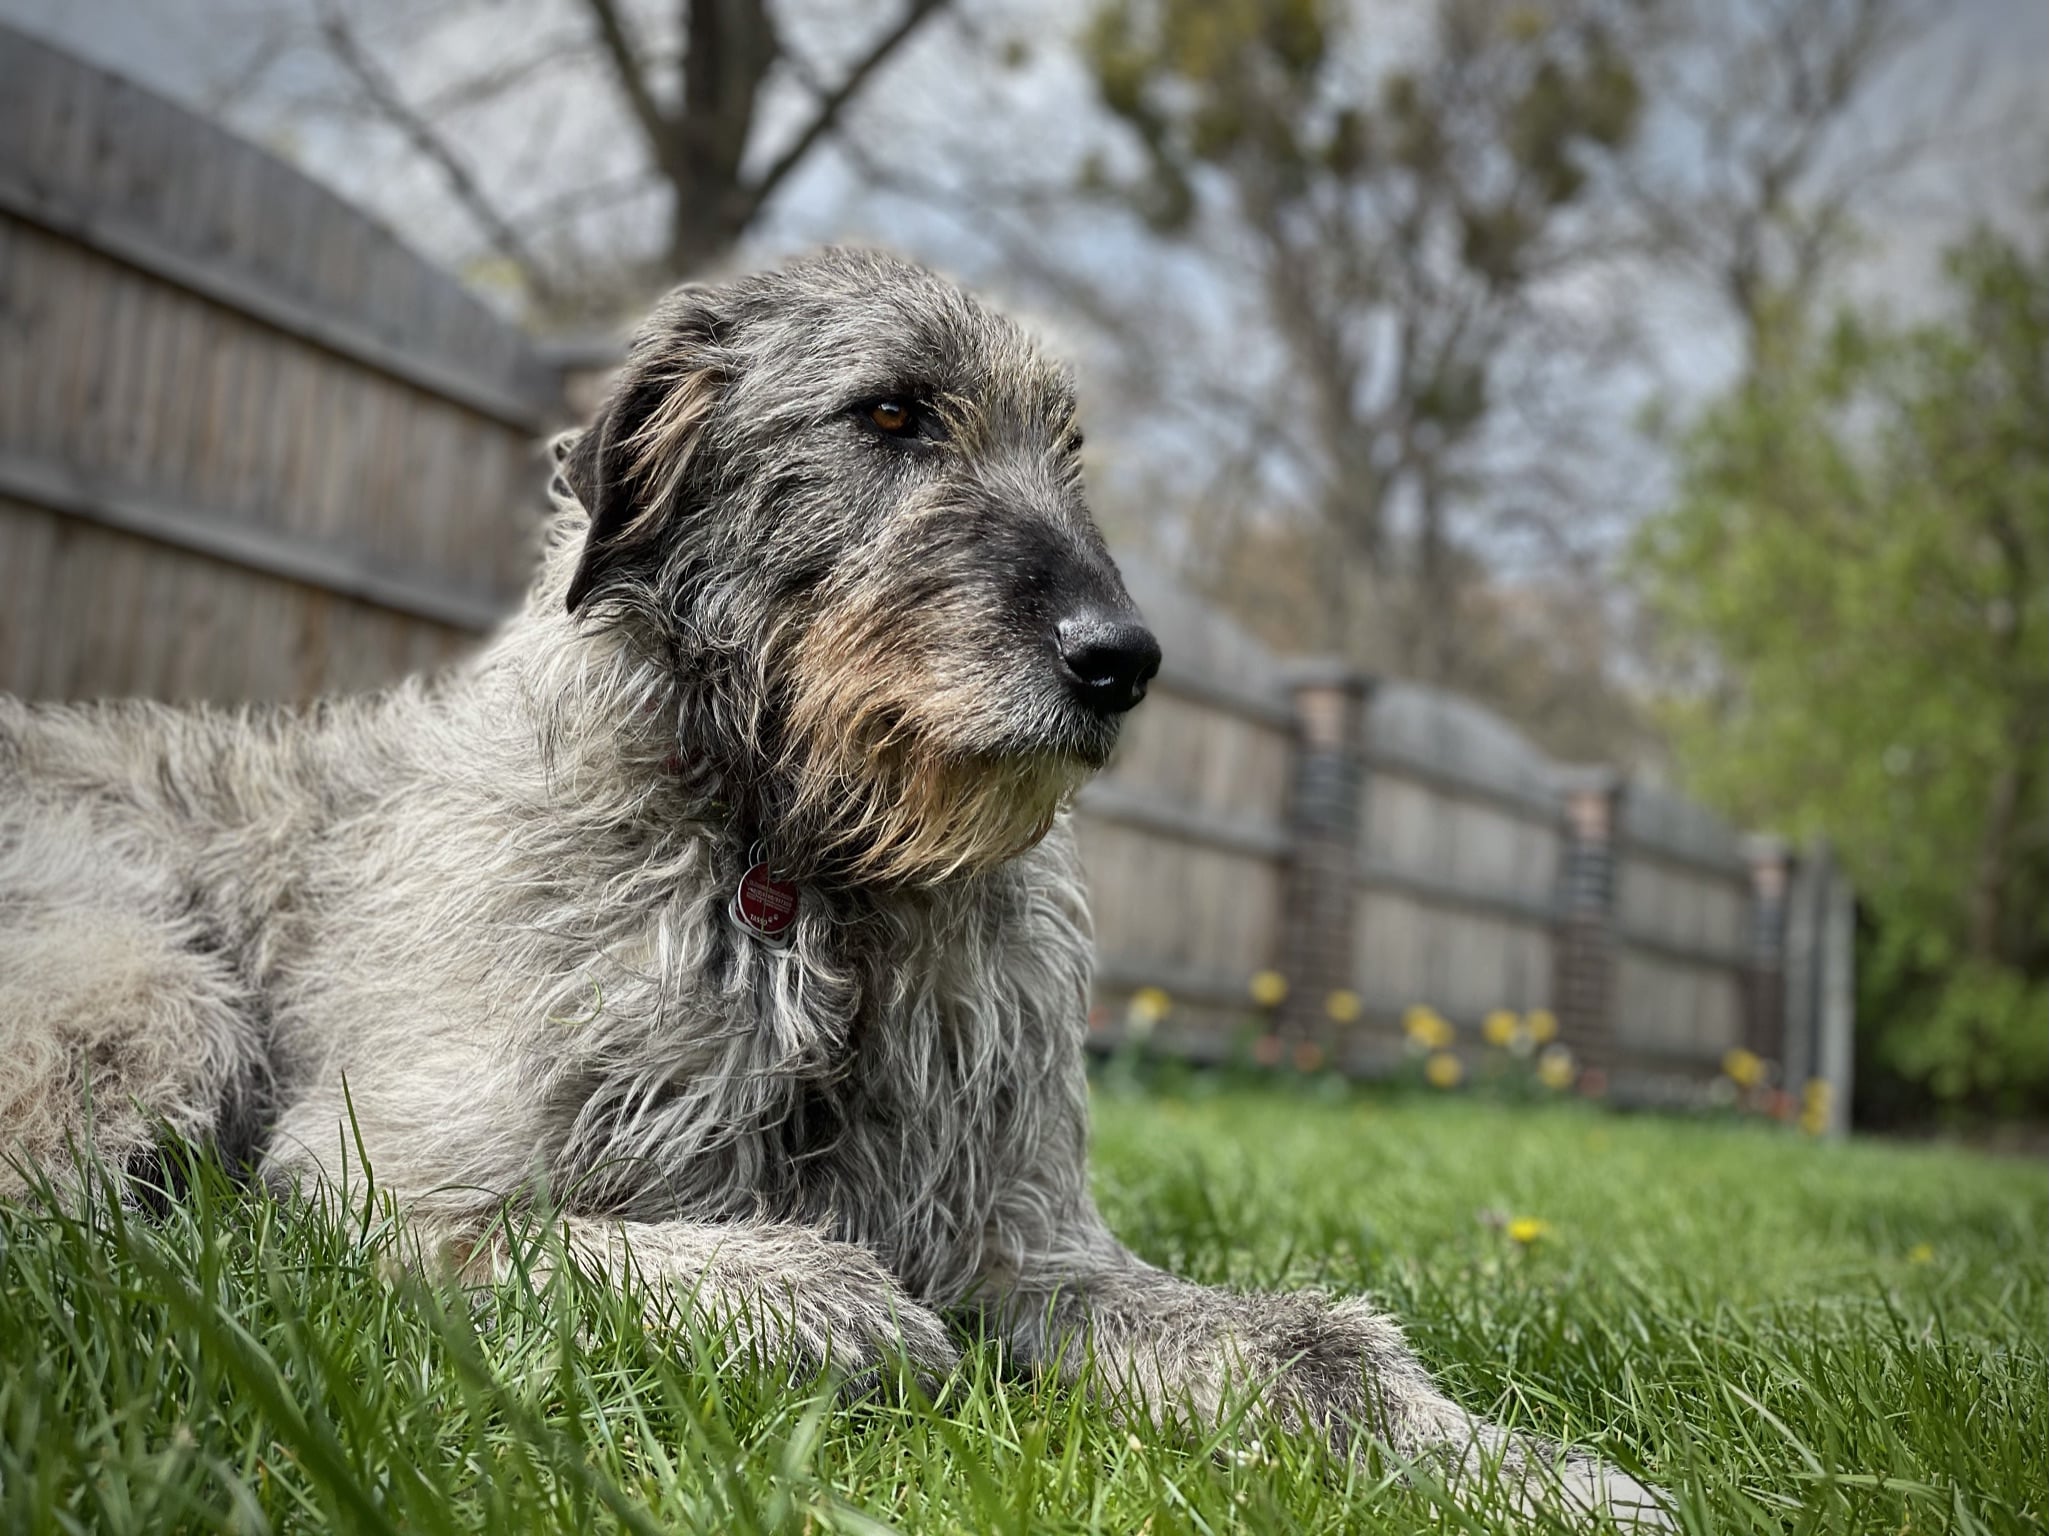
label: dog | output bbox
[0,249,1670,1525]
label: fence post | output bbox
[1744,835,1790,1066]
[1275,661,1372,1052]
[1781,843,1822,1098]
[1554,769,1624,1071]
[1796,841,1857,1136]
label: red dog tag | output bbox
[731,861,799,943]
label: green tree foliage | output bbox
[1636,228,2049,1118]
[1078,0,1643,681]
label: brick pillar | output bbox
[1275,662,1371,1049]
[1554,769,1623,1069]
[1743,835,1790,1065]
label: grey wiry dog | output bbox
[0,251,1668,1525]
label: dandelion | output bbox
[1798,1078,1832,1136]
[1127,986,1170,1038]
[1403,1005,1452,1050]
[1536,1044,1575,1090]
[1505,1217,1550,1245]
[1425,1051,1463,1089]
[1721,1048,1765,1088]
[1525,1009,1559,1044]
[1482,1010,1520,1048]
[1907,1242,1935,1265]
[1325,989,1363,1024]
[1249,970,1289,1008]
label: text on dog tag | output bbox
[731,861,800,943]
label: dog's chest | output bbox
[558,893,1079,1298]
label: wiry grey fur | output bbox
[0,250,1671,1526]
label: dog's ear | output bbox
[563,300,725,614]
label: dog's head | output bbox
[558,249,1158,886]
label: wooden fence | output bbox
[1079,559,1856,1124]
[0,25,1855,1124]
[0,24,566,703]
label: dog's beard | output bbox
[774,605,1089,885]
[795,741,1084,885]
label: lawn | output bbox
[2,1087,2042,1534]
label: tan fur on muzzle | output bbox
[776,601,1086,886]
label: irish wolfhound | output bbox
[0,250,1668,1525]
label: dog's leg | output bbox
[0,900,262,1199]
[987,1220,1673,1527]
[406,1210,963,1389]
[0,806,267,1198]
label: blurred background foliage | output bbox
[1636,226,2049,1120]
[5,0,2042,1127]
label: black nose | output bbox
[1054,610,1161,714]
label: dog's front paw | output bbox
[710,1238,962,1394]
[1270,1298,1676,1529]
[1532,1448,1677,1530]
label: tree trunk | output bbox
[1967,760,2019,961]
[664,0,778,277]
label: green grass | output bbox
[3,1087,2043,1534]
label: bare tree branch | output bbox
[315,0,557,298]
[418,36,597,117]
[583,0,673,166]
[741,0,950,220]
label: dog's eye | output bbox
[868,400,915,436]
[855,394,947,447]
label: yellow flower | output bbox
[1482,1010,1520,1048]
[1424,1051,1463,1089]
[1536,1044,1575,1090]
[1505,1217,1550,1245]
[1721,1048,1765,1088]
[1525,1009,1559,1044]
[1325,989,1363,1024]
[1249,970,1289,1008]
[1404,1005,1451,1050]
[1127,986,1171,1032]
[1798,1077,1833,1135]
[1907,1242,1935,1265]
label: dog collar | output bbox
[663,744,798,946]
[730,842,800,945]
